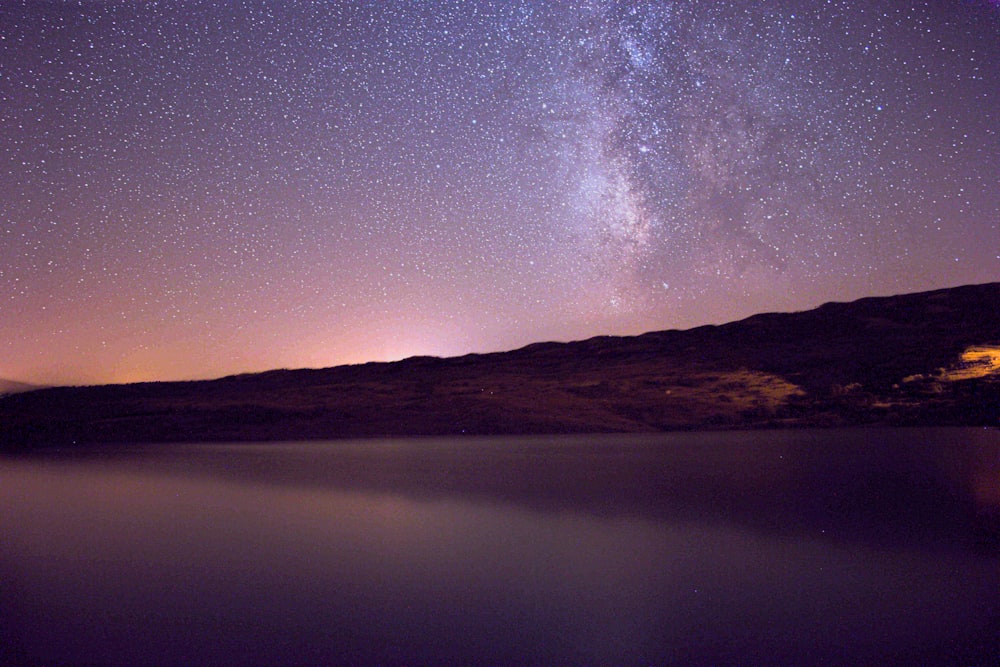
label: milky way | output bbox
[2,1,998,384]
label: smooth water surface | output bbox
[2,429,999,665]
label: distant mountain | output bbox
[2,282,998,448]
[0,378,41,396]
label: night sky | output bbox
[2,1,998,386]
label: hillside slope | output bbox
[0,378,42,396]
[2,283,998,447]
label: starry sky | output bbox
[2,0,998,386]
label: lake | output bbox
[2,428,998,665]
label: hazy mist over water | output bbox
[3,429,998,665]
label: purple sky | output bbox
[2,0,998,385]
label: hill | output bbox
[2,282,998,447]
[0,378,42,396]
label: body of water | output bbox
[2,428,998,665]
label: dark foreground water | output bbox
[2,428,999,666]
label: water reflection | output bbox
[2,429,998,665]
[19,427,999,548]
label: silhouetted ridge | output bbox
[2,282,998,447]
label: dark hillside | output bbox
[2,283,998,447]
